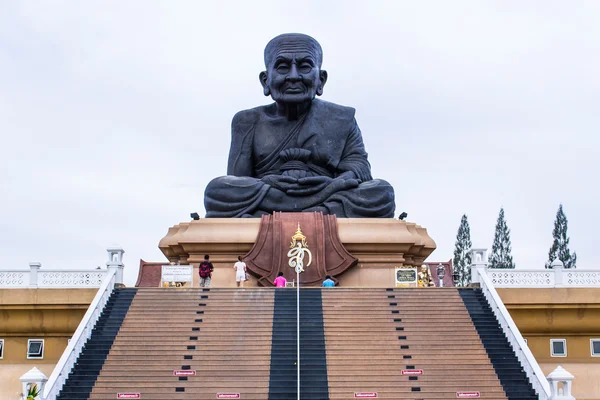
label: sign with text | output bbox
[456,392,481,398]
[216,394,241,399]
[354,393,378,398]
[401,369,423,375]
[173,370,196,376]
[117,394,141,399]
[395,267,417,287]
[161,265,193,282]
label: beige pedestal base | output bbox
[158,218,436,288]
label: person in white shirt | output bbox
[233,256,247,287]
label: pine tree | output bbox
[546,204,577,269]
[453,214,473,287]
[489,208,515,269]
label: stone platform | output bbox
[158,217,435,288]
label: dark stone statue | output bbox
[204,33,395,218]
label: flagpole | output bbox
[297,267,300,400]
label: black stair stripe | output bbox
[459,288,538,400]
[268,288,329,400]
[56,288,137,400]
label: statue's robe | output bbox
[204,99,395,218]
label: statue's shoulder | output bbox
[312,99,356,120]
[231,106,265,128]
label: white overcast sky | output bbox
[1,1,598,285]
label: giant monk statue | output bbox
[204,33,395,218]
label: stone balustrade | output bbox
[0,263,108,288]
[486,265,600,288]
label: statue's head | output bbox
[421,265,428,273]
[260,33,328,105]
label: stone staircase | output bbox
[57,288,137,400]
[55,287,538,400]
[323,288,537,399]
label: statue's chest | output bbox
[252,120,301,162]
[251,117,340,168]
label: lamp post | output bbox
[452,269,459,287]
[437,263,445,287]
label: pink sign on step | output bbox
[456,392,481,398]
[401,369,423,375]
[173,370,197,376]
[354,393,378,398]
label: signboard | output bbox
[395,267,417,287]
[117,394,141,399]
[456,392,481,398]
[354,393,378,398]
[161,265,193,282]
[216,394,241,399]
[401,369,423,375]
[173,370,196,376]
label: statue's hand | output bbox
[287,176,360,196]
[261,175,299,192]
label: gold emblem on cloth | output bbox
[288,223,312,273]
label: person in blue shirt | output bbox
[322,275,335,287]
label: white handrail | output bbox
[477,266,551,399]
[43,268,117,400]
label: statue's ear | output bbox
[259,71,270,96]
[317,70,328,96]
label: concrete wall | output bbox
[499,288,600,400]
[0,288,97,399]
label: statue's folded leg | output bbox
[205,176,395,218]
[311,179,396,218]
[204,176,270,218]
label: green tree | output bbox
[453,214,473,287]
[489,208,515,269]
[546,204,577,269]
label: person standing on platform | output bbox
[198,255,213,287]
[274,272,287,287]
[234,256,247,287]
[322,275,335,287]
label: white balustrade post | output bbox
[106,247,125,285]
[20,367,48,398]
[436,263,445,287]
[29,262,41,287]
[551,259,565,287]
[469,248,488,286]
[547,366,575,400]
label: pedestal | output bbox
[158,216,436,288]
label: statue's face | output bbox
[260,46,327,104]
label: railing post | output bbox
[547,366,575,399]
[29,262,41,287]
[469,248,488,286]
[106,248,125,284]
[551,259,565,287]
[20,367,48,398]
